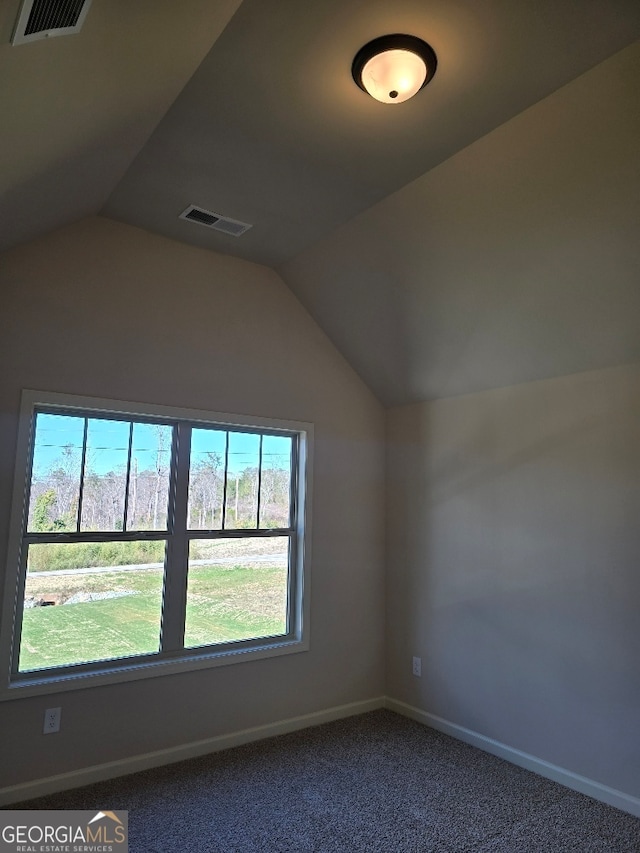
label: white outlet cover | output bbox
[43,707,61,734]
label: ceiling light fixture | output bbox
[352,34,437,104]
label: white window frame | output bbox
[0,390,312,701]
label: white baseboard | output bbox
[0,696,385,806]
[385,697,640,819]
[5,695,639,820]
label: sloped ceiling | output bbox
[282,41,640,405]
[2,0,640,405]
[103,0,640,267]
[0,0,242,252]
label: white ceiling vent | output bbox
[179,205,253,237]
[12,0,93,45]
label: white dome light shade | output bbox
[361,49,427,103]
[352,34,437,105]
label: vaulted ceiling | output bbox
[2,0,640,405]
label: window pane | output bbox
[184,537,289,649]
[259,435,292,529]
[27,413,84,532]
[80,419,130,531]
[18,541,166,672]
[225,432,260,529]
[126,422,172,531]
[188,428,226,530]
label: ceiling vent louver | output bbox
[12,0,93,45]
[179,205,253,237]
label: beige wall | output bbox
[0,216,386,788]
[386,363,640,798]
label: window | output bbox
[0,391,312,698]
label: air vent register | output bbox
[12,0,93,45]
[179,205,253,237]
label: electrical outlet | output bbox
[43,707,61,734]
[412,656,422,677]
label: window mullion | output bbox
[256,433,263,528]
[160,423,191,653]
[221,431,229,530]
[122,421,134,533]
[75,417,89,532]
[23,530,169,544]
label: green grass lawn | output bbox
[184,564,287,649]
[19,563,288,672]
[19,589,163,671]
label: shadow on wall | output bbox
[387,371,640,779]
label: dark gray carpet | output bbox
[11,710,640,852]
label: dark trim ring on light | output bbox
[352,34,437,104]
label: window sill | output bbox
[0,635,309,702]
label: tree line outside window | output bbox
[27,415,292,537]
